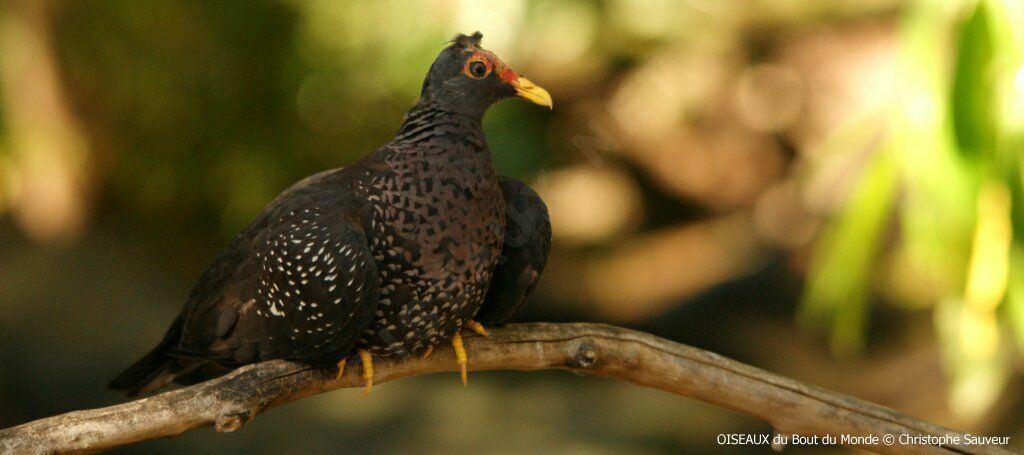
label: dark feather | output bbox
[475,177,551,326]
[452,31,483,49]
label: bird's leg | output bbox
[335,358,347,381]
[465,320,489,337]
[422,345,433,359]
[359,349,374,397]
[451,332,468,386]
[448,320,488,385]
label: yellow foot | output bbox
[335,358,347,381]
[465,320,489,337]
[422,345,433,359]
[452,332,468,386]
[359,350,374,397]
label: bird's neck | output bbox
[393,102,486,147]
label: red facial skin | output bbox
[462,51,520,85]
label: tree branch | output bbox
[0,323,1012,454]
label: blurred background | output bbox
[1,0,1023,453]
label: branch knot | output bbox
[570,340,599,369]
[215,411,253,433]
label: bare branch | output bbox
[0,323,1012,454]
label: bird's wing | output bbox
[174,169,381,366]
[475,176,551,326]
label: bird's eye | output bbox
[468,60,489,79]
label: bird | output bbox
[474,178,551,327]
[109,32,552,396]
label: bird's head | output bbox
[418,32,552,118]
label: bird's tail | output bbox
[109,316,185,396]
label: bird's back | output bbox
[110,167,383,394]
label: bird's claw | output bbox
[359,350,374,396]
[335,358,347,381]
[448,321,489,385]
[451,332,468,386]
[465,320,489,337]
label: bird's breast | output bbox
[372,156,505,275]
[357,154,506,355]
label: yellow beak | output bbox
[514,77,553,109]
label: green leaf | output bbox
[951,1,996,158]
